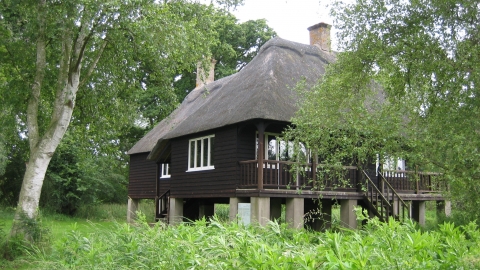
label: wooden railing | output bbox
[364,171,410,222]
[239,160,358,190]
[382,170,446,193]
[156,189,170,222]
[239,160,313,189]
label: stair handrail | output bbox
[362,171,391,207]
[159,189,170,199]
[378,171,411,221]
[363,171,393,221]
[158,189,170,223]
[378,172,409,210]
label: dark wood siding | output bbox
[128,153,158,199]
[170,126,238,197]
[238,124,256,161]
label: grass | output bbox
[1,202,479,269]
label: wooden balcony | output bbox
[381,170,446,193]
[239,160,358,191]
[239,160,446,194]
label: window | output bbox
[383,157,406,171]
[187,135,215,171]
[256,133,309,162]
[160,163,170,178]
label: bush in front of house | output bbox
[29,214,480,269]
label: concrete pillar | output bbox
[412,201,426,226]
[270,198,282,221]
[286,198,304,229]
[127,198,139,223]
[251,197,270,226]
[199,204,215,220]
[392,197,399,217]
[229,197,249,222]
[340,199,357,229]
[169,197,184,225]
[436,200,452,217]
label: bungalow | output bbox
[127,23,448,229]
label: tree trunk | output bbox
[10,1,89,239]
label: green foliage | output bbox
[0,134,6,176]
[171,13,276,106]
[0,140,27,206]
[214,204,230,222]
[23,218,480,269]
[1,211,50,261]
[40,132,128,215]
[289,0,480,220]
[75,201,155,223]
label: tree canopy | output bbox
[288,0,480,220]
[141,13,276,127]
[0,0,249,238]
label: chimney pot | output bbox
[307,22,331,52]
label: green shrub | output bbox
[27,217,480,269]
[214,204,229,222]
[1,211,51,261]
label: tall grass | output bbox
[3,203,480,268]
[29,215,480,269]
[75,200,155,222]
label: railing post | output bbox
[256,122,265,190]
[356,163,363,192]
[415,165,419,194]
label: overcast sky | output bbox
[231,0,335,46]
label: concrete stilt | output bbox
[436,200,452,217]
[229,197,249,222]
[251,197,270,226]
[270,198,282,222]
[412,201,426,226]
[199,204,215,220]
[340,199,357,229]
[127,198,139,224]
[169,197,184,225]
[392,197,399,217]
[286,198,304,229]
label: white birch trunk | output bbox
[11,1,92,239]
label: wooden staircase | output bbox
[155,189,170,223]
[362,170,411,222]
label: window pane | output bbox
[166,164,170,175]
[190,141,195,168]
[255,135,258,159]
[203,138,208,167]
[159,163,162,179]
[210,137,215,166]
[279,140,290,161]
[267,135,277,160]
[196,140,201,168]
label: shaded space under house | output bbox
[127,23,449,230]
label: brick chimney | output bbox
[307,22,331,52]
[196,59,217,88]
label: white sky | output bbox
[231,0,335,46]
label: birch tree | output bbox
[0,0,221,239]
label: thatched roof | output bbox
[128,37,336,158]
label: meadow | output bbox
[1,202,480,269]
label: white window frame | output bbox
[160,163,170,178]
[187,134,215,172]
